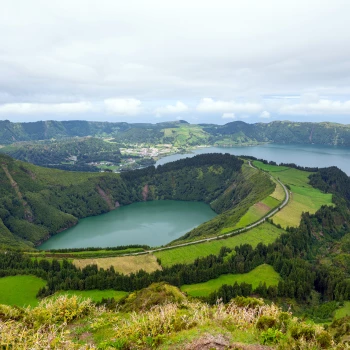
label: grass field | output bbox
[0,275,46,307]
[163,126,210,146]
[334,302,350,319]
[233,196,281,229]
[52,289,128,302]
[181,264,280,297]
[73,253,161,274]
[270,179,285,201]
[253,161,333,228]
[154,223,285,267]
[253,162,290,173]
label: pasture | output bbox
[253,161,333,228]
[181,264,280,297]
[234,196,280,229]
[0,275,46,307]
[154,223,284,267]
[73,253,161,274]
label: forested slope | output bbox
[0,153,271,249]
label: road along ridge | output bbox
[118,161,290,257]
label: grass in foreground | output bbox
[0,275,46,307]
[73,253,161,274]
[181,264,280,297]
[0,291,338,349]
[52,289,128,302]
[253,161,334,228]
[155,223,285,267]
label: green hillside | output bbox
[0,153,273,249]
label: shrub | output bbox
[256,315,277,330]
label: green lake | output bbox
[38,200,216,250]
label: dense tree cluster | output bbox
[1,137,122,170]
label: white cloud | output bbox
[260,111,271,118]
[197,98,263,114]
[279,99,350,115]
[104,98,142,116]
[1,1,350,123]
[154,101,189,116]
[222,112,236,119]
[0,101,92,114]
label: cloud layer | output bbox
[0,1,350,123]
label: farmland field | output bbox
[155,223,285,267]
[73,254,161,274]
[233,196,280,229]
[253,161,334,228]
[181,264,280,297]
[0,275,46,307]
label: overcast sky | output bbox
[1,0,350,124]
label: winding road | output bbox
[120,161,290,257]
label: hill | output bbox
[0,153,272,249]
[1,119,350,146]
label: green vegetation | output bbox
[0,288,342,349]
[233,196,281,229]
[0,275,46,307]
[1,119,350,147]
[0,137,122,172]
[334,302,350,319]
[176,163,275,242]
[119,282,186,312]
[253,161,334,228]
[0,153,255,249]
[155,222,285,267]
[181,264,280,297]
[52,289,128,302]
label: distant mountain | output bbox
[0,119,350,146]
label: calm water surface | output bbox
[156,144,350,175]
[38,200,216,250]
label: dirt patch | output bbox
[96,185,115,210]
[73,254,162,275]
[184,334,272,350]
[142,184,149,201]
[254,202,270,212]
[185,333,230,350]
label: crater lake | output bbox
[38,200,216,250]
